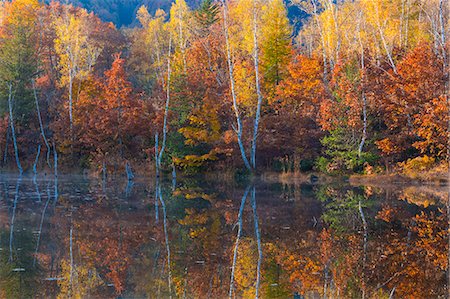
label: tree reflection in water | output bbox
[0,175,449,297]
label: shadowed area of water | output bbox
[0,174,448,298]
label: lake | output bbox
[0,174,448,298]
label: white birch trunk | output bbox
[221,0,251,171]
[156,37,172,173]
[357,19,367,156]
[7,83,23,175]
[32,80,51,166]
[33,144,41,175]
[250,0,263,170]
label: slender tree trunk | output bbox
[69,225,74,297]
[221,0,251,171]
[33,144,41,175]
[126,161,134,181]
[178,8,187,73]
[440,0,450,296]
[158,182,172,299]
[3,126,10,166]
[68,74,74,136]
[374,3,397,73]
[251,186,262,298]
[9,177,21,263]
[156,37,172,172]
[7,84,23,175]
[154,170,159,223]
[358,92,367,156]
[312,0,329,81]
[172,163,176,191]
[229,186,250,298]
[34,191,50,267]
[358,200,368,298]
[250,0,263,170]
[53,141,58,202]
[358,15,367,157]
[32,80,51,166]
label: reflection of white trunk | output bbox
[358,201,368,298]
[172,164,176,191]
[125,180,134,198]
[251,186,262,298]
[32,80,51,166]
[7,83,23,175]
[158,182,172,298]
[229,186,250,298]
[220,0,251,171]
[69,225,74,296]
[250,0,263,170]
[154,161,160,223]
[9,177,21,263]
[447,184,450,298]
[33,167,42,202]
[33,190,51,267]
[54,142,58,202]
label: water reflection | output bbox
[0,175,449,298]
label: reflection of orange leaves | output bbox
[413,212,447,270]
[223,130,237,145]
[106,270,124,294]
[224,211,234,225]
[319,228,333,263]
[376,205,398,222]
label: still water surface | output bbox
[0,174,448,298]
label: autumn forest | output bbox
[0,0,449,177]
[2,1,450,298]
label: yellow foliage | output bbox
[57,259,103,299]
[398,155,436,178]
[53,10,102,87]
[173,150,218,168]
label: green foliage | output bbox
[316,128,378,173]
[317,188,371,234]
[0,1,39,122]
[194,0,219,31]
[261,0,291,88]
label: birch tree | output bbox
[0,0,40,173]
[53,8,102,137]
[135,7,168,89]
[7,84,22,174]
[250,0,263,170]
[220,0,251,171]
[155,34,172,176]
[168,0,191,73]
